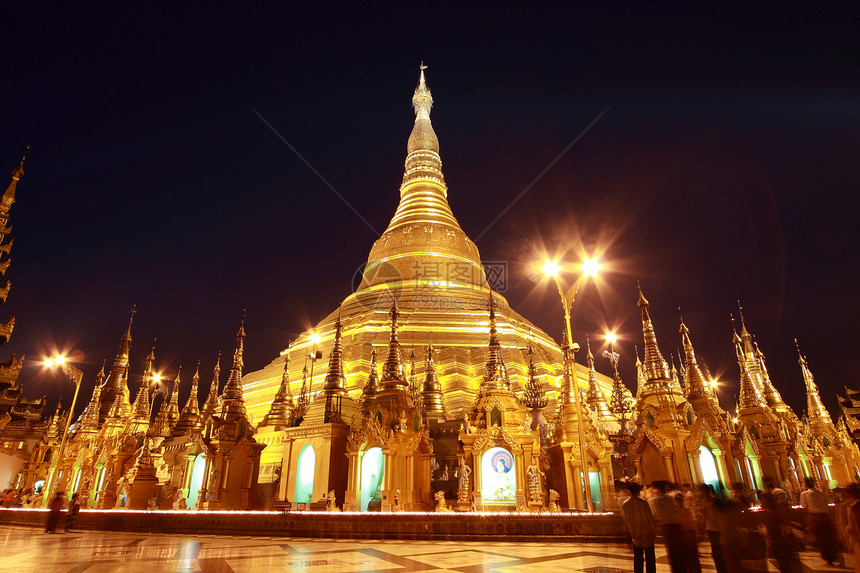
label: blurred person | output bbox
[698,484,726,573]
[762,481,802,572]
[621,483,657,573]
[649,480,686,572]
[64,493,81,532]
[44,492,65,533]
[675,492,701,573]
[801,478,841,566]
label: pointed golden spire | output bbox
[634,345,645,398]
[735,323,767,411]
[585,335,612,419]
[796,339,832,425]
[421,342,446,420]
[132,343,156,418]
[173,362,203,435]
[755,340,789,412]
[78,365,105,433]
[482,293,509,390]
[323,312,346,393]
[359,347,379,416]
[262,352,294,428]
[636,282,670,383]
[361,65,485,291]
[2,148,27,209]
[99,306,137,423]
[523,341,548,410]
[202,351,222,419]
[380,302,407,389]
[220,316,248,420]
[679,316,709,398]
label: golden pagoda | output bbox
[241,68,613,424]
[239,67,616,511]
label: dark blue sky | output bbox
[3,3,860,417]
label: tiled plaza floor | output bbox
[0,525,854,572]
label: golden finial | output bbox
[11,147,28,180]
[412,62,433,120]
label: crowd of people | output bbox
[619,477,860,573]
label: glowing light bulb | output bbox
[579,257,602,278]
[43,358,54,367]
[605,332,618,344]
[541,260,561,278]
[310,332,322,344]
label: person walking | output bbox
[44,492,65,534]
[800,478,841,566]
[64,493,81,532]
[621,483,657,573]
[649,480,688,572]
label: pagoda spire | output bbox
[796,340,832,425]
[78,363,105,434]
[679,316,710,398]
[99,306,137,423]
[165,366,182,430]
[584,335,612,421]
[262,352,294,427]
[359,347,379,417]
[220,316,248,420]
[380,303,407,390]
[755,341,789,412]
[202,352,222,419]
[132,344,156,418]
[636,283,671,383]
[172,362,203,435]
[482,294,509,391]
[323,312,346,393]
[421,342,446,420]
[523,341,548,410]
[295,358,311,419]
[2,150,26,208]
[734,320,767,411]
[361,65,485,290]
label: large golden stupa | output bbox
[242,69,610,421]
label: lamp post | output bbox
[43,355,83,504]
[306,331,323,397]
[541,257,601,512]
[149,374,163,419]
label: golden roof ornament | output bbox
[481,294,509,390]
[262,353,293,428]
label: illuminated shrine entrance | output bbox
[698,446,721,496]
[359,447,384,511]
[295,445,316,503]
[481,447,515,507]
[187,454,207,509]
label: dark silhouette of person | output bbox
[65,492,81,532]
[621,482,657,573]
[45,492,65,534]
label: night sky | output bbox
[4,3,860,419]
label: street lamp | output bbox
[306,331,323,397]
[149,373,163,418]
[541,256,602,512]
[42,354,84,504]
